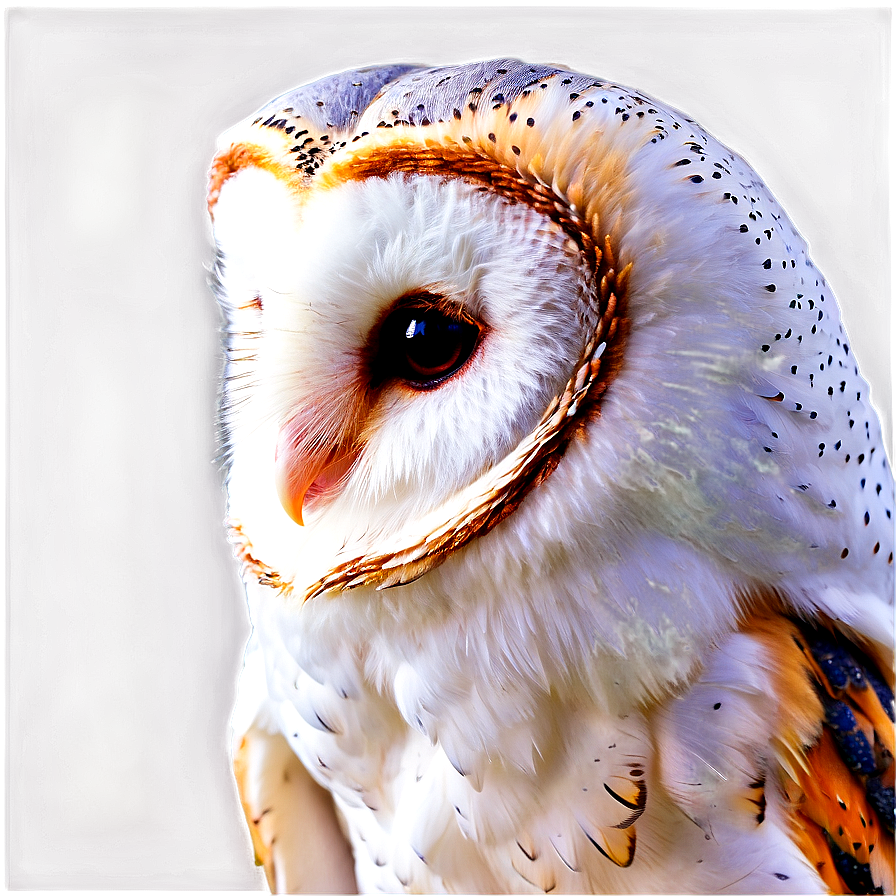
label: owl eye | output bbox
[374,299,482,388]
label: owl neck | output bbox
[286,505,754,778]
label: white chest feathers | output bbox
[236,594,832,895]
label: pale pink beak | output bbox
[274,410,361,526]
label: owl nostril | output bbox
[374,297,482,388]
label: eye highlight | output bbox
[373,295,482,388]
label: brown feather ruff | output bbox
[227,519,294,597]
[746,614,895,894]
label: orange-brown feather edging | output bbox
[232,734,277,890]
[208,142,302,217]
[226,519,293,597]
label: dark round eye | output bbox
[375,300,482,387]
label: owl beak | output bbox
[274,416,360,526]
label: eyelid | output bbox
[389,291,482,329]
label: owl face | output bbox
[215,169,593,539]
[209,60,893,659]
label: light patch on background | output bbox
[46,84,161,299]
[46,87,175,842]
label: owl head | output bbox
[208,60,893,670]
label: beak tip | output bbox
[284,496,306,527]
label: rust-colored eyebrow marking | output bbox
[207,142,300,215]
[324,143,601,272]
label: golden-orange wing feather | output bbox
[783,621,894,894]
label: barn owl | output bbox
[207,60,895,894]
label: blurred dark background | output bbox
[6,7,890,888]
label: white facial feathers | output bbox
[214,172,596,572]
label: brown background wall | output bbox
[6,7,890,889]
